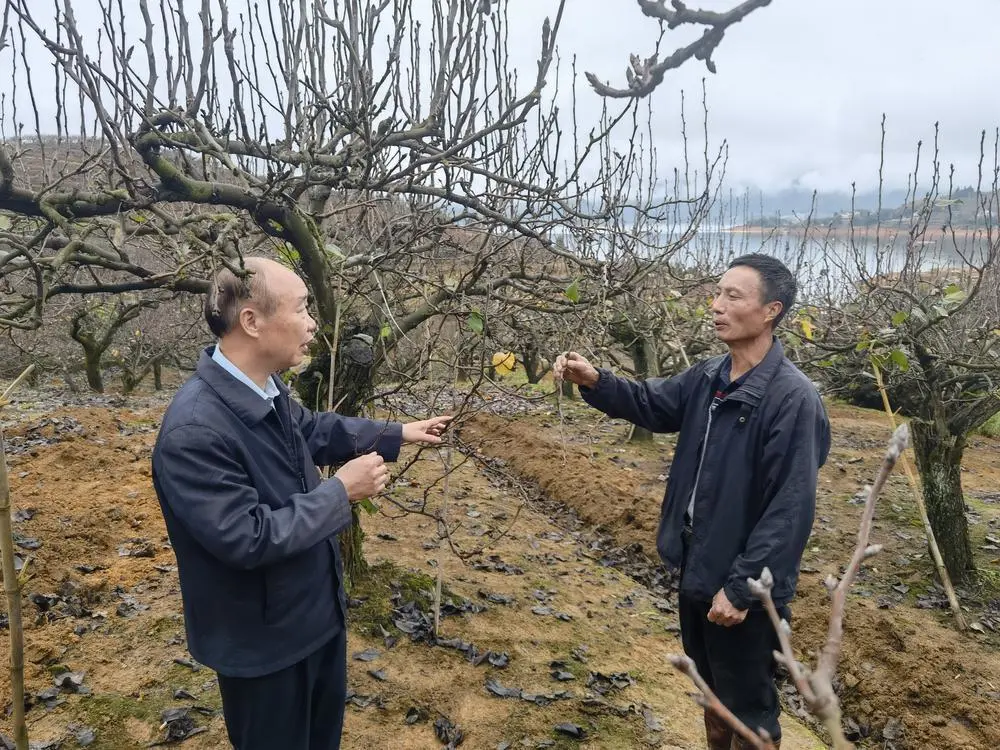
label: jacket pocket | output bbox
[262,547,329,626]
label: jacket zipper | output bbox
[275,403,307,492]
[687,401,716,524]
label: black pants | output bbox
[217,628,347,750]
[679,594,788,741]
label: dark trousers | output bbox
[217,628,347,750]
[679,593,787,741]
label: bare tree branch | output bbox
[586,0,772,98]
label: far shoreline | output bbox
[726,224,989,241]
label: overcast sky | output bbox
[5,0,999,197]
[521,0,1000,194]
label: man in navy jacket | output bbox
[556,254,830,749]
[152,257,450,750]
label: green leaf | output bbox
[358,498,378,515]
[278,244,300,264]
[564,280,580,304]
[379,323,392,339]
[0,214,10,230]
[131,213,147,224]
[324,243,345,259]
[891,311,909,326]
[467,311,484,335]
[890,349,910,372]
[855,338,870,352]
[943,284,966,304]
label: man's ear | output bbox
[238,306,261,338]
[765,301,783,324]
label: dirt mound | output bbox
[458,416,665,539]
[464,410,1000,750]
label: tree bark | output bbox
[521,341,546,384]
[339,511,367,590]
[628,337,654,443]
[909,420,975,582]
[83,347,104,393]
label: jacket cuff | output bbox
[376,421,403,462]
[580,367,611,396]
[323,476,354,536]
[724,578,754,611]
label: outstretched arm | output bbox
[556,351,696,434]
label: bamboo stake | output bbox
[0,363,36,750]
[871,362,967,631]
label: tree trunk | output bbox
[83,347,104,393]
[294,329,378,585]
[153,361,163,391]
[120,372,139,396]
[628,338,654,444]
[909,420,975,582]
[339,508,367,592]
[522,342,545,384]
[560,379,576,400]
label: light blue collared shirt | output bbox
[211,345,281,408]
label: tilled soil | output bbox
[1,388,997,749]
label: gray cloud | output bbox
[547,0,1000,192]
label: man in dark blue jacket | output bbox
[555,254,830,749]
[152,257,450,750]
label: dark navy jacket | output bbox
[151,348,402,678]
[581,338,830,610]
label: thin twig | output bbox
[669,655,775,750]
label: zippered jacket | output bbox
[581,338,830,609]
[152,347,402,677]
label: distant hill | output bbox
[741,186,912,221]
[738,186,993,229]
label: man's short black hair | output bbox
[204,258,277,338]
[727,253,796,327]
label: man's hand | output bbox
[553,351,599,389]
[334,452,391,502]
[707,588,748,627]
[402,415,452,445]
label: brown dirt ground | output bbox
[1,390,998,748]
[461,399,1000,750]
[0,402,828,749]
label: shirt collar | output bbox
[211,345,281,405]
